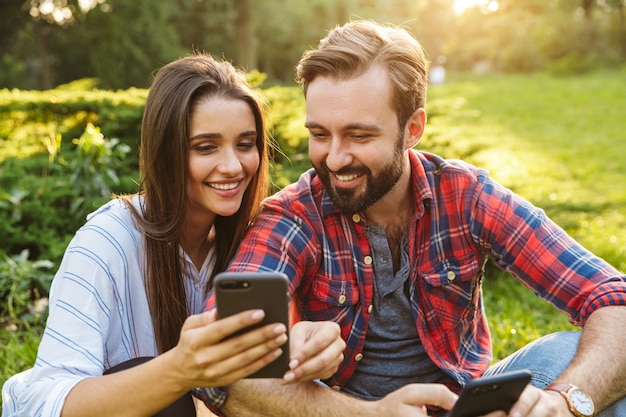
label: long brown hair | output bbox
[121,54,270,353]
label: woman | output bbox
[2,54,343,417]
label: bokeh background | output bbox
[1,0,625,90]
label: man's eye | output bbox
[310,131,328,140]
[351,133,371,141]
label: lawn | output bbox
[424,69,626,360]
[1,69,625,408]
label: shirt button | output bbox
[364,256,373,265]
[352,214,361,223]
[355,353,364,361]
[447,270,456,281]
[367,304,373,314]
[332,385,341,391]
[338,294,347,304]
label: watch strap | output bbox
[545,383,594,417]
[546,382,573,393]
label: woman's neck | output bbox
[180,221,215,270]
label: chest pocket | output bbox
[312,274,359,306]
[419,253,483,331]
[301,273,360,330]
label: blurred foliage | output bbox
[0,0,624,90]
[0,87,146,161]
[0,249,53,327]
[0,114,137,262]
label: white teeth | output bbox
[336,174,359,182]
[209,182,239,190]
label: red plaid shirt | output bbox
[206,149,626,392]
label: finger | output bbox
[406,384,458,411]
[508,385,545,417]
[195,321,288,368]
[195,309,269,344]
[198,334,287,386]
[289,322,342,365]
[210,348,283,386]
[282,337,345,383]
[181,311,214,331]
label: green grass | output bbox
[1,70,625,406]
[424,69,626,360]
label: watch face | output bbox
[570,388,594,415]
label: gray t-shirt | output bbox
[341,225,448,400]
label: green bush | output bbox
[0,123,136,262]
[0,87,146,162]
[0,250,54,327]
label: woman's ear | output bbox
[406,108,426,149]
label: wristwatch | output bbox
[545,383,595,417]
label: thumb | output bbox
[181,310,216,331]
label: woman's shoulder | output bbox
[73,195,144,250]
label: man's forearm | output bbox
[221,379,371,417]
[556,305,626,410]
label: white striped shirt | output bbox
[1,196,213,417]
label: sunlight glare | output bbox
[454,0,499,15]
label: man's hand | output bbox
[281,321,345,383]
[374,383,459,417]
[506,385,581,417]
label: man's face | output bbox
[305,65,407,213]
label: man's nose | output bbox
[325,137,353,172]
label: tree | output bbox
[234,0,257,71]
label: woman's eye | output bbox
[238,141,257,150]
[195,144,216,153]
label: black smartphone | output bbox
[448,369,532,417]
[214,272,290,378]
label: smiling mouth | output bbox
[335,173,361,182]
[208,181,241,191]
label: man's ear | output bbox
[405,108,426,149]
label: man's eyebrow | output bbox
[304,121,324,130]
[304,122,380,131]
[344,123,380,131]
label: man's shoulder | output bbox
[412,150,484,177]
[265,168,323,205]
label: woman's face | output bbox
[186,96,260,225]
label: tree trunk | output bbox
[35,21,53,89]
[582,0,594,19]
[234,0,257,71]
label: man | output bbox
[202,20,626,416]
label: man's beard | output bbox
[314,134,405,213]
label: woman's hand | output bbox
[169,309,288,389]
[281,320,346,384]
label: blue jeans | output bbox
[484,331,625,416]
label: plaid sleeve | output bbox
[192,386,227,416]
[468,172,626,325]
